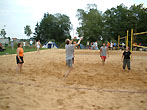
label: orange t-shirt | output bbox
[19,48,24,56]
[107,42,110,47]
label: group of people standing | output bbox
[15,38,132,80]
[22,40,41,49]
[86,41,117,50]
[107,42,117,50]
[86,41,98,50]
[64,38,132,79]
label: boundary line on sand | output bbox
[1,80,147,94]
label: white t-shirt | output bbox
[87,41,89,46]
[36,42,40,48]
[110,42,113,47]
[11,39,13,42]
[122,43,125,47]
[23,42,26,46]
[94,42,98,47]
[30,40,33,45]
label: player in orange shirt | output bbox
[107,42,110,49]
[16,43,24,73]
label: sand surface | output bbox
[0,49,147,110]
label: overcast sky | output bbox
[0,0,146,39]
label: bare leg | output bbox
[63,67,73,80]
[37,48,40,54]
[16,64,19,73]
[103,59,104,65]
[16,64,21,73]
[101,58,105,65]
[36,48,37,53]
[20,64,23,73]
[38,49,40,54]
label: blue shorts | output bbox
[66,59,72,67]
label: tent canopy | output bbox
[42,41,58,49]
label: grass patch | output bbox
[0,46,48,55]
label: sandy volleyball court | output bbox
[0,49,147,110]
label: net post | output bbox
[118,35,120,50]
[131,29,133,52]
[126,30,128,47]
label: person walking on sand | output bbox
[94,41,98,50]
[121,47,132,71]
[30,39,33,48]
[110,42,113,50]
[36,40,41,54]
[100,43,109,65]
[107,42,110,50]
[16,43,24,73]
[63,37,83,80]
[23,41,26,49]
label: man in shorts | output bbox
[100,43,109,65]
[63,37,83,80]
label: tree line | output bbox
[3,3,145,47]
[76,4,147,46]
[33,13,71,43]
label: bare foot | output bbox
[122,69,125,72]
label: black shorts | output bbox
[16,56,24,64]
[72,57,74,64]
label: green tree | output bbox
[103,4,147,44]
[24,25,32,38]
[76,4,103,43]
[0,29,6,38]
[129,4,147,44]
[34,13,71,43]
[103,4,129,41]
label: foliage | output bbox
[77,4,147,45]
[0,29,6,38]
[103,4,147,44]
[24,25,32,38]
[76,4,103,42]
[34,13,72,43]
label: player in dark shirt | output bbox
[122,47,132,70]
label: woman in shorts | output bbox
[36,40,41,54]
[16,43,24,73]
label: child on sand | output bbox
[121,47,132,71]
[16,43,24,73]
[63,37,83,80]
[100,43,109,65]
